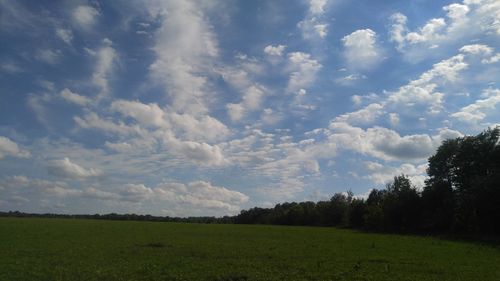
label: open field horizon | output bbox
[1,217,499,281]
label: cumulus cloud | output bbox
[389,0,500,59]
[387,54,468,114]
[328,122,453,161]
[482,53,500,64]
[451,88,500,123]
[0,137,30,159]
[111,100,166,128]
[342,29,381,70]
[89,39,117,97]
[264,45,286,56]
[297,0,329,40]
[148,1,218,115]
[459,44,493,55]
[334,103,384,125]
[286,52,322,93]
[60,88,91,106]
[56,28,73,44]
[297,18,329,39]
[48,157,102,179]
[227,85,266,122]
[74,112,138,136]
[72,5,99,30]
[168,112,230,142]
[364,161,428,188]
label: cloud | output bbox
[334,103,384,125]
[389,0,500,59]
[226,85,266,122]
[297,18,329,39]
[35,49,61,65]
[1,61,23,74]
[48,157,102,179]
[363,161,428,188]
[89,39,117,97]
[111,100,166,128]
[74,112,138,136]
[0,136,30,159]
[387,54,468,114]
[264,45,286,56]
[72,5,99,30]
[286,52,322,93]
[459,44,493,55]
[168,112,230,143]
[342,29,381,70]
[297,0,329,40]
[451,88,500,123]
[0,175,70,194]
[169,139,227,166]
[309,0,328,15]
[328,123,454,161]
[148,1,218,115]
[56,28,73,44]
[60,88,91,106]
[482,53,500,64]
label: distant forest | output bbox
[235,127,500,235]
[2,127,499,236]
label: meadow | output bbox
[1,217,499,281]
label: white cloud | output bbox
[334,103,384,125]
[74,112,139,136]
[226,85,266,122]
[56,28,73,44]
[451,88,500,123]
[148,1,218,115]
[264,45,286,56]
[328,122,450,161]
[387,54,468,114]
[298,0,329,40]
[168,112,230,142]
[482,53,500,64]
[309,0,328,15]
[154,181,249,216]
[90,39,117,97]
[286,52,322,93]
[0,136,30,159]
[389,113,400,126]
[72,5,99,30]
[226,103,245,123]
[342,29,381,70]
[364,161,428,188]
[111,100,166,128]
[389,0,500,59]
[298,18,329,39]
[48,157,102,179]
[60,88,91,106]
[35,49,61,65]
[459,44,493,55]
[169,139,227,166]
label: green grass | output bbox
[1,218,499,280]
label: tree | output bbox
[425,127,500,234]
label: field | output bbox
[1,218,499,281]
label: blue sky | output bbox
[0,0,499,216]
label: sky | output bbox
[0,0,499,217]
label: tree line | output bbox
[2,127,499,236]
[235,127,500,235]
[0,211,235,224]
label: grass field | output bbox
[1,218,499,281]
